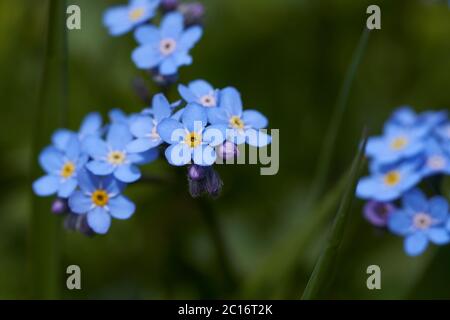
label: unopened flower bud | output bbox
[188,164,206,181]
[218,141,239,160]
[52,198,68,215]
[179,3,205,26]
[363,201,396,227]
[161,0,179,12]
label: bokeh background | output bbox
[1,0,450,299]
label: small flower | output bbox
[357,160,422,202]
[103,0,160,36]
[132,12,203,75]
[157,103,226,166]
[33,136,88,198]
[83,123,157,183]
[387,189,450,256]
[178,79,220,108]
[52,112,102,152]
[127,94,173,153]
[420,139,450,178]
[363,200,396,227]
[365,124,426,165]
[208,87,271,147]
[68,170,135,234]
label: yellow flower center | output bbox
[413,213,432,230]
[60,161,75,179]
[390,136,408,151]
[185,132,202,148]
[107,151,126,165]
[229,116,244,130]
[383,171,401,186]
[91,190,109,207]
[129,7,145,21]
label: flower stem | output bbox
[308,28,370,206]
[29,0,68,299]
[197,198,237,294]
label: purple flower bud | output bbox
[64,214,95,237]
[187,166,223,198]
[218,141,239,160]
[363,201,396,227]
[161,0,179,12]
[188,164,206,181]
[179,3,205,26]
[52,198,68,215]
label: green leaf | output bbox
[301,131,368,300]
[29,0,68,299]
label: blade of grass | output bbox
[307,28,370,206]
[301,131,368,300]
[29,0,68,299]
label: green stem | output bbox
[308,28,370,206]
[29,0,68,299]
[301,132,368,300]
[198,198,237,294]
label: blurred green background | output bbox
[1,0,450,299]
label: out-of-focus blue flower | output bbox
[420,139,450,177]
[363,200,396,228]
[127,94,173,153]
[436,122,450,144]
[387,189,450,256]
[132,12,203,75]
[33,136,88,198]
[366,124,426,165]
[52,112,102,152]
[109,109,141,126]
[207,87,271,147]
[83,123,157,183]
[157,103,226,166]
[178,79,219,108]
[103,0,160,36]
[68,170,135,234]
[388,106,447,132]
[357,160,422,202]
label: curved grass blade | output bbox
[301,130,368,300]
[29,0,68,299]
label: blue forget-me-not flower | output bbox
[178,79,220,108]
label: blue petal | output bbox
[79,112,102,138]
[39,146,64,174]
[182,103,207,132]
[178,84,197,103]
[246,129,271,147]
[109,108,128,124]
[219,87,243,116]
[387,211,411,236]
[128,148,159,165]
[159,56,178,75]
[68,191,93,214]
[402,188,428,212]
[157,118,185,144]
[404,232,428,256]
[227,129,247,145]
[65,135,81,161]
[51,129,74,151]
[172,51,192,66]
[87,207,111,234]
[107,123,133,150]
[130,115,153,138]
[208,107,229,125]
[77,169,97,193]
[428,196,449,222]
[33,175,59,197]
[57,178,78,198]
[134,25,160,45]
[203,125,227,147]
[109,195,135,219]
[152,93,172,121]
[242,110,268,129]
[178,26,203,51]
[160,12,184,39]
[189,80,213,98]
[114,164,141,183]
[132,45,163,69]
[102,175,125,195]
[192,145,217,166]
[87,160,115,176]
[427,228,450,245]
[127,138,156,153]
[83,136,108,159]
[103,7,132,36]
[165,143,192,166]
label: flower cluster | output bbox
[33,83,271,235]
[357,106,450,256]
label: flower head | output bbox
[363,200,396,227]
[33,136,88,198]
[178,79,220,108]
[157,103,226,166]
[207,87,271,147]
[387,189,450,256]
[420,138,450,178]
[83,123,157,183]
[132,12,203,75]
[103,0,160,36]
[68,170,135,234]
